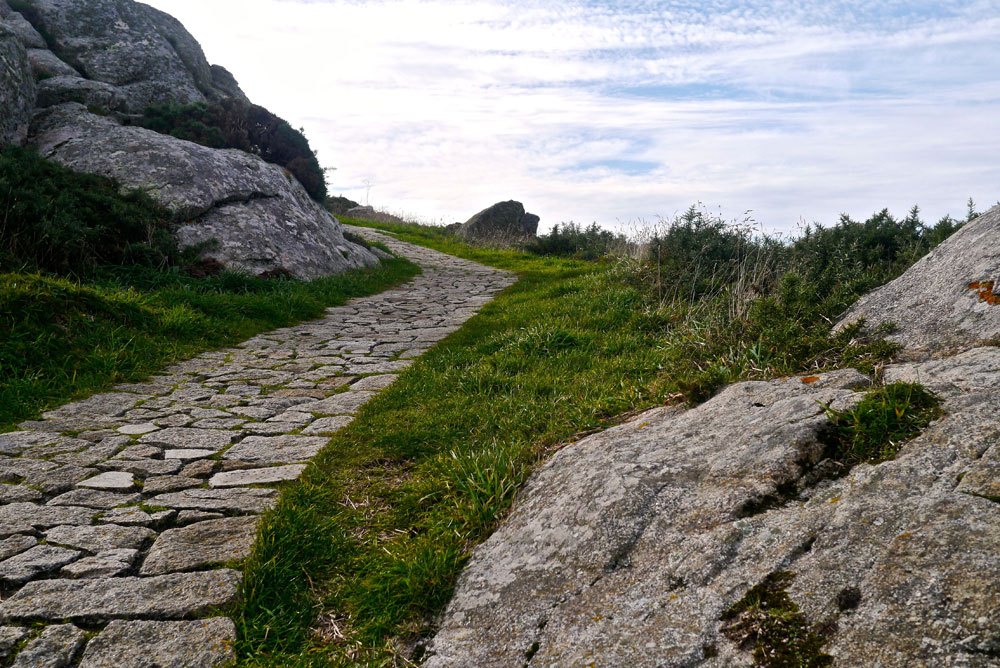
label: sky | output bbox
[143,0,1000,235]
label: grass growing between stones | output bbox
[822,382,942,465]
[0,259,419,430]
[236,221,904,666]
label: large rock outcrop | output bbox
[428,356,1000,667]
[428,204,1000,665]
[0,19,35,145]
[30,103,377,278]
[10,0,245,113]
[458,200,539,241]
[838,204,1000,357]
[0,0,376,279]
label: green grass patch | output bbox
[822,382,941,466]
[0,259,419,430]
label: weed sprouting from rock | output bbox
[822,382,941,466]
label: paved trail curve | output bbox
[0,228,515,666]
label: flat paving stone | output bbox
[43,393,147,420]
[138,428,234,451]
[162,449,216,460]
[209,464,306,488]
[111,445,162,461]
[44,524,154,552]
[116,423,159,435]
[0,627,30,659]
[10,623,85,668]
[142,476,202,494]
[47,490,141,509]
[0,503,96,529]
[0,536,37,560]
[176,510,223,525]
[0,570,242,622]
[298,391,376,416]
[150,488,278,514]
[79,618,236,668]
[23,465,98,495]
[0,432,59,456]
[59,549,137,579]
[97,507,154,527]
[180,460,216,477]
[0,546,81,584]
[0,458,58,482]
[0,486,42,504]
[99,459,182,476]
[301,415,354,435]
[352,374,398,390]
[76,472,135,491]
[140,517,258,575]
[222,435,328,465]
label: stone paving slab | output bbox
[0,228,515,662]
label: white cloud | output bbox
[143,0,1000,232]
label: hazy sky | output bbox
[143,0,1000,234]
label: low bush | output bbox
[134,99,328,202]
[525,221,629,259]
[0,145,179,277]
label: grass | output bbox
[822,382,942,466]
[236,218,906,666]
[0,260,419,431]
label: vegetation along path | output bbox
[0,228,515,666]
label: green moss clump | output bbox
[721,571,833,668]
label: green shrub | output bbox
[525,221,629,259]
[133,99,328,202]
[823,382,941,465]
[0,145,179,277]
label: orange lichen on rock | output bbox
[969,280,1000,305]
[801,376,820,384]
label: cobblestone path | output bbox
[0,228,515,666]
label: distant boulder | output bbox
[325,196,360,216]
[458,200,539,241]
[343,205,406,224]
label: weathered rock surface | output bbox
[427,354,1000,667]
[59,549,137,578]
[8,0,239,113]
[0,626,30,659]
[28,103,380,279]
[79,618,236,668]
[0,22,35,145]
[458,200,539,241]
[10,623,85,668]
[838,204,1000,357]
[0,545,80,584]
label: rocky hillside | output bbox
[0,0,376,278]
[426,206,1000,666]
